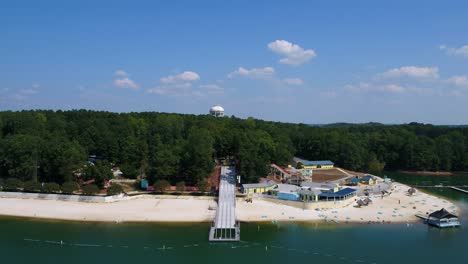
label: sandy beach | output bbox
[0,182,460,224]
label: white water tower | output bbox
[209,105,225,117]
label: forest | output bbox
[0,110,467,188]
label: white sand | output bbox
[237,183,460,223]
[0,195,217,222]
[0,183,460,224]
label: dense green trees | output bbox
[82,161,113,188]
[1,111,468,187]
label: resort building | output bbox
[345,177,360,186]
[318,188,357,201]
[426,208,460,228]
[270,164,291,181]
[291,157,334,169]
[298,182,357,202]
[298,188,322,202]
[360,175,377,185]
[241,180,277,195]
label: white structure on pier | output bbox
[209,166,240,241]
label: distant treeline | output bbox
[0,110,467,186]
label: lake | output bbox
[1,188,467,263]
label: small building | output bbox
[346,177,360,186]
[292,157,334,169]
[298,188,322,202]
[360,175,377,185]
[318,187,357,201]
[270,164,292,181]
[426,208,461,228]
[241,180,277,195]
[140,179,149,190]
[301,182,340,193]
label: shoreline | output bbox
[399,170,454,176]
[0,182,461,225]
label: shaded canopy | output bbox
[429,208,458,219]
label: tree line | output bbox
[0,110,467,188]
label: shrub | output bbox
[197,180,209,192]
[3,178,24,191]
[176,181,185,192]
[23,181,42,193]
[42,182,61,193]
[82,184,100,195]
[61,181,79,194]
[107,184,124,196]
[153,179,170,193]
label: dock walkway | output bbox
[450,186,468,194]
[208,166,240,242]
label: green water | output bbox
[1,188,468,263]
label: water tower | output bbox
[209,105,225,117]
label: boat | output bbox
[416,208,461,228]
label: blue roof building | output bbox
[319,188,357,201]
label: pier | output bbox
[450,186,468,194]
[209,166,240,242]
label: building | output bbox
[270,164,292,181]
[298,188,322,202]
[426,208,461,228]
[318,188,357,201]
[209,105,225,117]
[360,175,377,185]
[291,157,334,169]
[345,177,360,186]
[298,182,356,202]
[241,180,277,195]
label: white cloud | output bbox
[114,70,128,77]
[379,66,439,79]
[228,66,275,78]
[160,71,200,84]
[446,75,468,88]
[146,87,167,95]
[114,77,139,89]
[267,40,316,65]
[283,78,304,85]
[147,71,201,96]
[345,83,405,94]
[113,70,138,89]
[440,44,468,58]
[200,84,224,93]
[382,84,405,93]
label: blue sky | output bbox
[1,0,468,124]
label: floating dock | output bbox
[209,166,240,242]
